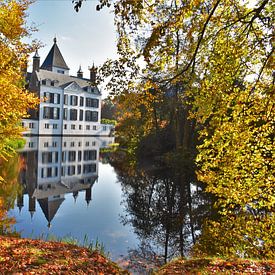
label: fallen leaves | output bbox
[0,236,129,274]
[155,258,275,274]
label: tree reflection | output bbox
[0,155,22,235]
[112,155,214,266]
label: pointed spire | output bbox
[17,193,24,213]
[78,65,83,73]
[89,62,97,85]
[30,211,35,220]
[73,191,79,203]
[77,65,83,78]
[41,37,69,71]
[33,49,40,58]
[32,49,40,72]
[85,186,92,206]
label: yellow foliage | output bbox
[0,0,39,159]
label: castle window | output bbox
[54,167,58,177]
[79,110,83,121]
[68,151,76,162]
[80,97,84,106]
[77,165,81,174]
[53,107,60,119]
[78,151,82,161]
[45,123,50,129]
[83,164,96,174]
[53,124,58,129]
[47,167,52,177]
[71,124,76,130]
[86,125,90,130]
[42,152,53,164]
[64,124,67,129]
[68,165,75,176]
[85,111,98,122]
[93,125,97,130]
[62,152,66,162]
[70,109,78,120]
[44,93,60,104]
[64,95,68,105]
[43,107,60,119]
[84,150,96,161]
[70,95,78,106]
[63,108,68,120]
[86,98,99,108]
[54,94,60,104]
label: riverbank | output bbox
[0,236,129,274]
[1,236,274,274]
[155,258,275,274]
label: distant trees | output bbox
[101,98,117,120]
[0,0,39,160]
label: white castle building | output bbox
[23,38,114,136]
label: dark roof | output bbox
[41,40,69,70]
[36,69,101,95]
[38,197,65,223]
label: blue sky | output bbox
[26,0,117,96]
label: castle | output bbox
[22,38,113,136]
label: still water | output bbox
[5,135,212,272]
[8,136,138,260]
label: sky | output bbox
[26,0,117,97]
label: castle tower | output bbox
[40,37,70,75]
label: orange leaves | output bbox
[0,236,130,274]
[157,258,275,274]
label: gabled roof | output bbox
[41,38,69,70]
[61,81,83,91]
[36,69,101,95]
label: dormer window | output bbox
[51,80,59,87]
[57,69,64,74]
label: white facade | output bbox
[23,39,114,136]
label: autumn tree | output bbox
[76,0,274,258]
[0,0,39,160]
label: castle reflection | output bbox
[17,136,114,227]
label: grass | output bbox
[36,233,109,257]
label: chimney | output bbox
[77,65,83,78]
[89,63,97,85]
[32,50,40,72]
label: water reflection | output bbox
[0,155,22,235]
[111,156,215,271]
[5,137,216,272]
[17,136,114,227]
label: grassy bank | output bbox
[154,257,275,274]
[0,236,129,274]
[1,236,274,274]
